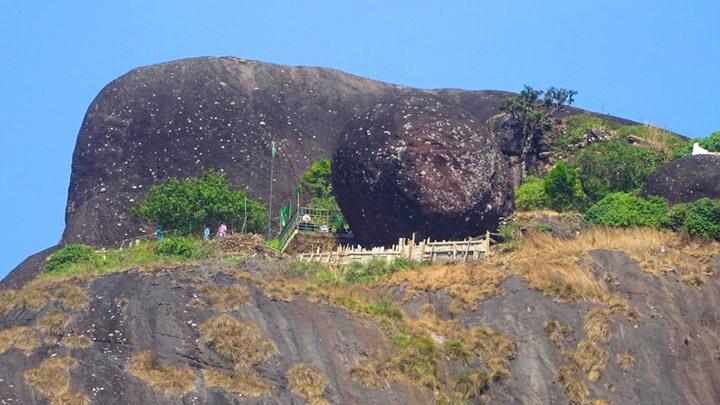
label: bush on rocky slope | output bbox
[585,193,670,228]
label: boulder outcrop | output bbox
[332,93,514,246]
[641,155,720,204]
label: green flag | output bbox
[280,201,291,228]
[295,184,301,202]
[271,141,277,157]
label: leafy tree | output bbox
[301,160,341,212]
[514,175,548,211]
[571,140,662,202]
[585,193,669,228]
[134,171,267,234]
[543,162,586,212]
[500,86,577,179]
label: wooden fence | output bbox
[297,232,491,264]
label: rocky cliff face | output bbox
[1,247,719,404]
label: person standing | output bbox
[155,227,165,241]
[203,226,211,240]
[218,223,227,238]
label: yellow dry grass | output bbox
[197,283,250,311]
[384,263,505,311]
[126,351,195,396]
[202,364,273,397]
[616,353,636,372]
[558,363,589,405]
[36,311,71,335]
[572,340,608,381]
[199,315,277,364]
[544,321,573,349]
[0,290,17,315]
[584,308,611,343]
[51,392,89,405]
[60,335,93,349]
[51,283,90,310]
[287,364,329,405]
[0,326,39,354]
[25,356,84,403]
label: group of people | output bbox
[154,223,228,241]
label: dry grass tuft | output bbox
[196,283,250,311]
[544,321,574,349]
[572,340,608,381]
[385,263,505,311]
[126,351,195,396]
[36,311,71,335]
[25,356,79,402]
[616,353,636,372]
[15,287,51,311]
[51,392,89,405]
[349,356,390,389]
[0,326,40,354]
[51,283,90,310]
[588,400,609,405]
[199,315,276,364]
[203,364,272,397]
[558,363,589,405]
[584,308,611,343]
[0,290,17,314]
[61,335,93,349]
[509,227,720,296]
[287,364,329,405]
[469,326,518,381]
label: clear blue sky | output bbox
[1,1,718,277]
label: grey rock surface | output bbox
[641,155,720,204]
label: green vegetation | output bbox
[134,171,267,235]
[390,332,437,386]
[514,176,548,211]
[301,160,340,211]
[287,258,416,285]
[553,114,618,149]
[571,140,662,202]
[44,244,99,274]
[43,238,214,277]
[585,193,669,228]
[543,163,586,212]
[670,198,720,240]
[499,86,576,178]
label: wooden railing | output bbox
[298,232,491,264]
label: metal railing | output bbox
[277,207,348,252]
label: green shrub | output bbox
[134,171,267,235]
[301,160,346,226]
[585,193,669,228]
[44,244,99,273]
[341,258,413,284]
[365,298,404,320]
[155,237,212,259]
[514,176,548,211]
[391,333,437,384]
[553,114,616,149]
[445,339,472,365]
[571,140,663,202]
[670,198,720,239]
[701,130,720,152]
[543,163,586,212]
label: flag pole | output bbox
[267,139,275,240]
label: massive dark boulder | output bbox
[61,57,522,247]
[332,92,514,246]
[641,155,720,204]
